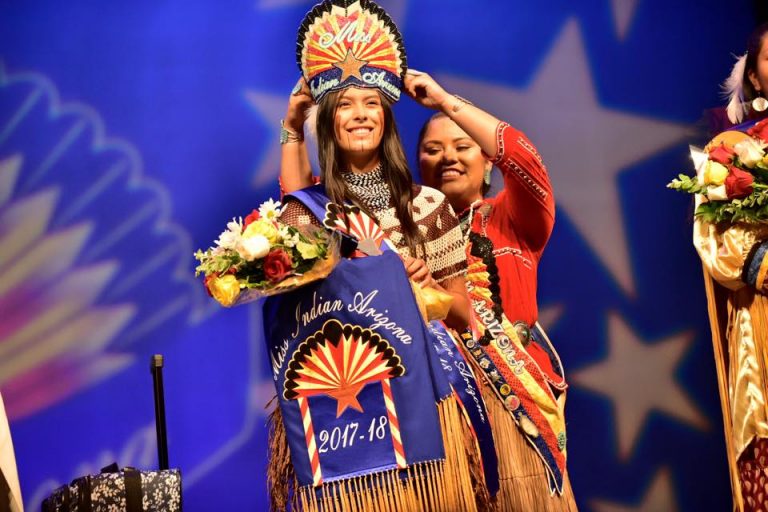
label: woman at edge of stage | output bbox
[693,22,768,512]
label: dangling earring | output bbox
[483,167,492,187]
[753,91,768,112]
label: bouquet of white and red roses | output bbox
[668,118,768,224]
[194,199,338,306]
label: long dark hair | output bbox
[315,88,425,257]
[743,22,768,101]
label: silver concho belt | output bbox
[512,321,532,347]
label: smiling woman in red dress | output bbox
[408,70,577,511]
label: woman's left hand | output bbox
[403,255,436,288]
[403,70,451,112]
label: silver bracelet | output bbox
[280,119,304,144]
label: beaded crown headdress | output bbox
[296,0,407,103]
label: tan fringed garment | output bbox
[695,216,768,512]
[482,380,577,510]
[267,396,488,512]
[459,348,577,511]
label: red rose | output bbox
[748,119,768,143]
[243,209,260,230]
[708,143,736,165]
[725,166,754,199]
[263,249,293,283]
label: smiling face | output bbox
[333,87,385,167]
[418,115,490,212]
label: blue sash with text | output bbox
[263,251,445,487]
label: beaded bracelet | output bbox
[451,94,473,113]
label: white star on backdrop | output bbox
[244,90,288,188]
[571,313,708,460]
[437,19,694,296]
[244,89,321,188]
[591,467,679,512]
[610,0,639,40]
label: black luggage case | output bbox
[42,355,182,511]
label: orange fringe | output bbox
[267,396,486,511]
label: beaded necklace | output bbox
[460,199,483,244]
[341,163,391,212]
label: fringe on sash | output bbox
[267,396,486,511]
[267,400,299,512]
[476,373,578,511]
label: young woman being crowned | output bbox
[263,1,498,510]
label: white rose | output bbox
[734,138,766,168]
[237,234,270,261]
[707,184,728,201]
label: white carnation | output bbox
[215,217,244,250]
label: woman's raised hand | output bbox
[284,76,315,134]
[403,70,451,112]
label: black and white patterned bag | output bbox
[41,464,182,512]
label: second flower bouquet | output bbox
[194,199,339,306]
[668,118,768,224]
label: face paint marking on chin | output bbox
[333,88,385,158]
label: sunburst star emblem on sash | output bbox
[333,49,368,82]
[284,320,405,417]
[324,203,385,257]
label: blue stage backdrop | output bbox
[0,1,758,510]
